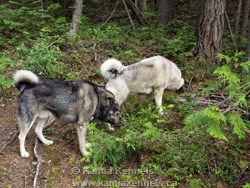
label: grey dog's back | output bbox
[18,79,97,123]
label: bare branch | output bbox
[33,138,42,188]
[176,95,249,115]
[234,0,242,34]
[100,0,119,28]
[0,131,19,154]
[122,0,136,31]
[125,0,150,25]
[225,11,236,48]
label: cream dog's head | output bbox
[167,62,184,91]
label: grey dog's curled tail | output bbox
[13,70,39,92]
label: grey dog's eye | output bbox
[115,112,119,116]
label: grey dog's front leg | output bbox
[75,123,91,156]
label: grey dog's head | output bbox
[96,87,120,127]
[105,100,120,127]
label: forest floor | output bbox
[1,89,249,188]
[0,89,81,187]
[0,67,249,188]
[0,90,172,187]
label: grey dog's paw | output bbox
[82,150,91,156]
[21,151,30,158]
[84,143,91,148]
[44,140,53,145]
[106,123,115,131]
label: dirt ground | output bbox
[0,89,95,188]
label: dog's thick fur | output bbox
[100,56,184,114]
[14,70,120,157]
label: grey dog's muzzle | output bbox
[109,113,120,127]
[107,101,120,127]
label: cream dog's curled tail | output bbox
[100,59,125,80]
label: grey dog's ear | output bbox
[113,101,120,111]
[107,96,120,110]
[107,97,114,104]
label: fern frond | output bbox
[207,120,228,141]
[217,53,231,64]
[214,65,240,84]
[142,122,162,141]
[204,106,226,123]
[240,61,250,72]
[227,111,248,139]
[184,110,207,130]
[234,94,248,107]
[185,106,227,141]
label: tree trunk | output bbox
[247,21,250,59]
[138,0,147,13]
[69,0,84,36]
[194,0,226,62]
[234,0,242,34]
[196,0,204,37]
[157,0,175,24]
[240,0,249,36]
[125,0,150,25]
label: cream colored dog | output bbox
[100,56,184,114]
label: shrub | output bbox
[15,41,66,77]
[0,2,68,46]
[0,56,13,90]
[185,52,250,140]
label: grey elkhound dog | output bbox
[14,70,120,157]
[100,56,184,114]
